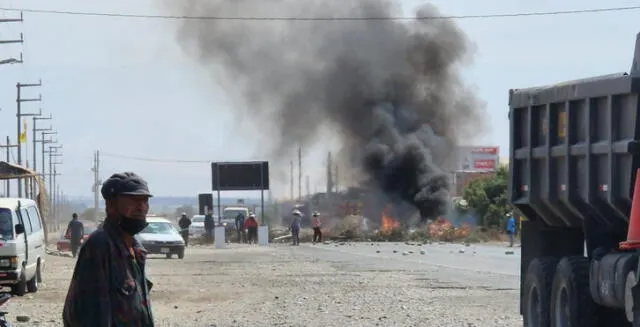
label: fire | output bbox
[380,205,401,232]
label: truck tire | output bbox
[550,256,596,327]
[523,257,558,327]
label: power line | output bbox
[100,152,209,163]
[0,6,639,21]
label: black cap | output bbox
[101,172,153,200]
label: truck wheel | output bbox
[550,256,596,327]
[523,257,558,327]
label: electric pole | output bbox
[39,130,57,184]
[335,164,339,193]
[327,151,333,194]
[306,175,310,200]
[0,137,18,196]
[32,113,52,172]
[92,150,101,222]
[0,12,23,65]
[16,80,42,197]
[45,144,62,195]
[50,155,63,224]
[298,146,302,200]
[290,160,294,200]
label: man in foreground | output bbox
[62,172,155,327]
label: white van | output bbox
[0,198,46,296]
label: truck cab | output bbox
[222,207,249,229]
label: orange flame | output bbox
[381,205,400,232]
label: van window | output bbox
[26,206,42,232]
[20,208,33,235]
[0,208,14,240]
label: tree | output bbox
[462,165,511,229]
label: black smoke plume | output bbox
[162,0,485,221]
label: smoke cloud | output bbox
[163,0,486,221]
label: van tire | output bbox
[11,273,27,297]
[27,263,40,293]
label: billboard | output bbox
[454,146,499,172]
[211,161,270,191]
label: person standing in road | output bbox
[311,211,322,244]
[66,213,85,258]
[204,210,215,244]
[62,172,155,327]
[235,213,246,243]
[178,213,192,247]
[244,213,259,244]
[290,210,302,246]
[506,213,517,247]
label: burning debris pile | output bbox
[164,0,485,223]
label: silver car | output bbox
[135,217,186,259]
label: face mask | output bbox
[120,216,148,236]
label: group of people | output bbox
[175,210,261,246]
[289,209,323,246]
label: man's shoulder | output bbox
[82,228,112,251]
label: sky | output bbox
[0,0,639,199]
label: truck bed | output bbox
[508,41,640,232]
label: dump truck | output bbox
[509,32,640,326]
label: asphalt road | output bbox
[297,241,521,290]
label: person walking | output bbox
[311,211,322,244]
[204,210,215,244]
[66,213,84,258]
[235,213,246,243]
[178,213,192,247]
[62,172,155,327]
[244,213,259,244]
[290,210,302,246]
[506,213,517,247]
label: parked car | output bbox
[0,198,46,296]
[188,215,205,237]
[135,216,185,259]
[56,225,97,252]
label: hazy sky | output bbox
[0,0,638,199]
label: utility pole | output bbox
[45,145,62,195]
[306,175,310,200]
[0,137,18,196]
[298,146,302,200]
[0,12,24,65]
[290,160,294,200]
[92,150,101,222]
[32,113,52,172]
[335,164,339,193]
[51,160,62,224]
[327,151,333,194]
[39,131,57,183]
[16,80,42,197]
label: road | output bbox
[4,241,522,327]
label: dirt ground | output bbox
[2,243,522,327]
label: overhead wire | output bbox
[99,152,210,164]
[0,5,639,21]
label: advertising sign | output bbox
[455,146,499,172]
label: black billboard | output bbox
[211,161,269,191]
[197,193,213,215]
